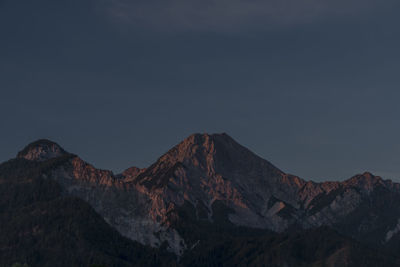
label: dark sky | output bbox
[1,0,400,181]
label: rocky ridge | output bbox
[15,133,400,256]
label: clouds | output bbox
[102,0,391,32]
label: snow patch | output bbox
[267,201,285,216]
[385,218,400,242]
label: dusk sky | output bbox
[1,0,400,181]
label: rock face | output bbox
[17,139,67,161]
[15,133,400,256]
[130,133,306,232]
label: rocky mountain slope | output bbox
[0,156,176,267]
[3,133,400,266]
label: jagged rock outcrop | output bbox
[17,139,67,161]
[122,166,145,182]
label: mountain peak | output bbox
[17,139,67,161]
[161,132,257,165]
[135,132,286,192]
[181,132,232,145]
[347,172,380,182]
[344,172,385,191]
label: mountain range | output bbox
[2,133,400,266]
